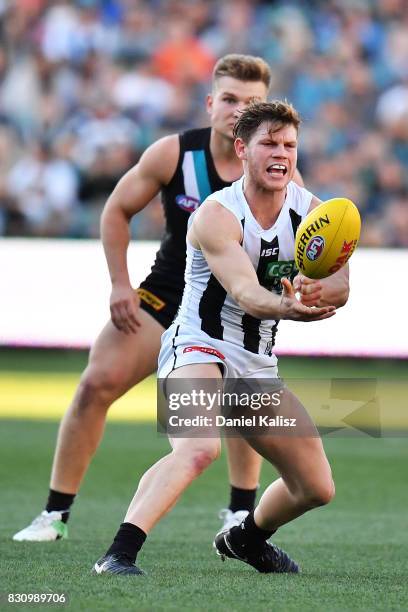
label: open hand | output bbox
[279,278,335,322]
[293,274,323,307]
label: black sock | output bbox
[230,511,275,548]
[105,523,147,564]
[45,489,76,523]
[229,485,258,513]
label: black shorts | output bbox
[138,272,183,329]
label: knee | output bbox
[75,366,124,412]
[301,478,335,509]
[181,442,221,477]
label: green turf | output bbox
[0,348,89,373]
[2,347,408,378]
[1,419,407,611]
[2,349,407,428]
[1,350,407,609]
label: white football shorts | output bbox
[158,322,279,380]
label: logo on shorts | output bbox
[183,346,225,360]
[136,288,166,311]
[306,236,325,261]
[176,195,201,213]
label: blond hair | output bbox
[212,54,271,91]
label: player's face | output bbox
[207,77,268,140]
[237,122,298,192]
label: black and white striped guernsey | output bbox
[175,177,313,356]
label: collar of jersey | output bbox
[238,177,291,234]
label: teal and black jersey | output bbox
[139,127,231,327]
[154,127,230,289]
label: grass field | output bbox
[1,350,408,611]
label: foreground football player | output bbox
[14,55,306,542]
[94,101,349,575]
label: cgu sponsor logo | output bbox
[176,194,201,213]
[265,260,297,280]
[296,214,330,270]
[306,235,325,261]
[328,239,358,274]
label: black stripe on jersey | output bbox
[241,312,261,354]
[242,236,279,354]
[289,208,302,238]
[269,320,280,356]
[199,275,227,340]
[240,217,245,244]
[171,324,180,372]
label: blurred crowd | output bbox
[0,0,407,247]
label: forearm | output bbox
[100,206,132,286]
[319,275,349,308]
[235,283,282,320]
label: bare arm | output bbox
[100,134,179,333]
[294,266,349,308]
[190,201,335,322]
[293,195,350,308]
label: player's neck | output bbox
[209,129,243,182]
[243,181,286,230]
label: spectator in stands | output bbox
[7,140,79,236]
[0,0,408,246]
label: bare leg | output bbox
[50,309,164,493]
[253,438,334,530]
[225,437,262,489]
[124,363,222,533]
[242,389,335,530]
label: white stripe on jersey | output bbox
[181,151,200,202]
[176,178,313,356]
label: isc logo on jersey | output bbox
[261,247,279,257]
[176,195,201,213]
